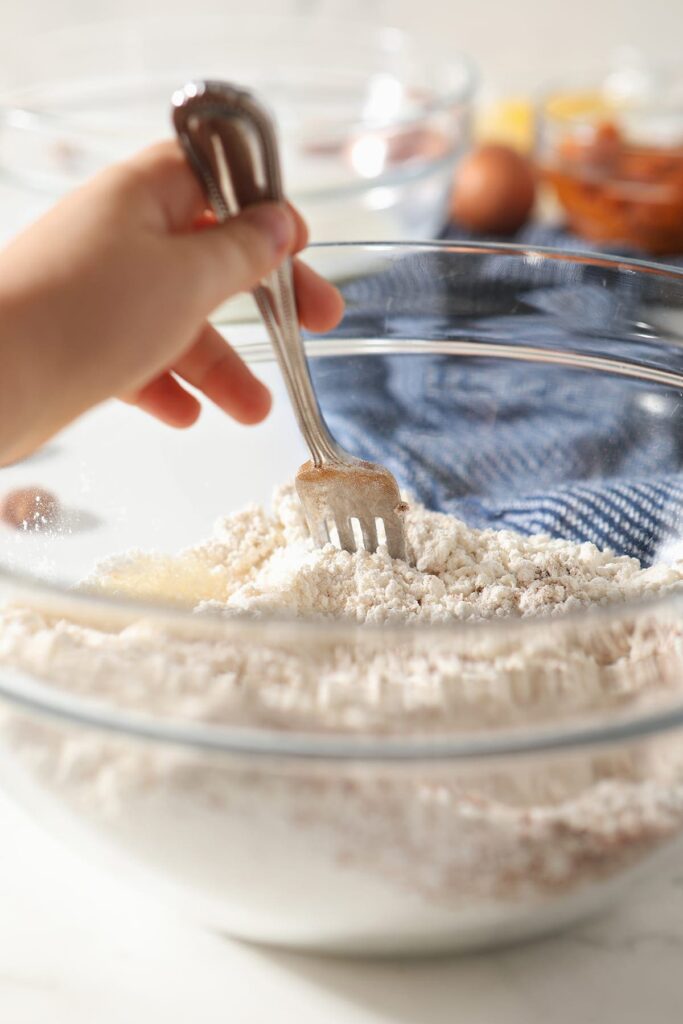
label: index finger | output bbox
[116,140,311,251]
[194,203,309,252]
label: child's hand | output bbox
[0,141,344,465]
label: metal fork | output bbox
[172,80,407,560]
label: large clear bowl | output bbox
[0,15,474,250]
[2,243,683,955]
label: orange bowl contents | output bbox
[539,89,683,254]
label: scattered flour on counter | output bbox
[2,483,683,949]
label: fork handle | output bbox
[172,80,341,466]
[253,266,342,465]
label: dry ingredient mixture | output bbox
[4,483,683,729]
[2,483,683,942]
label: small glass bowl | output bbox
[0,14,474,246]
[3,243,683,956]
[537,67,683,254]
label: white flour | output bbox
[86,483,683,623]
[2,484,683,952]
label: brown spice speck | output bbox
[1,487,60,531]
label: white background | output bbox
[2,0,682,93]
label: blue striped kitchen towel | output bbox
[309,225,683,565]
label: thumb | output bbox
[175,202,296,309]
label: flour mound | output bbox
[3,483,683,733]
[88,484,683,624]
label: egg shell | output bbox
[451,144,536,234]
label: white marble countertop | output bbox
[1,783,683,1023]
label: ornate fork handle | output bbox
[172,79,344,467]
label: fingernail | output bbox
[242,203,294,253]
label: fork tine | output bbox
[310,515,330,548]
[296,461,408,563]
[360,517,378,554]
[336,517,356,553]
[384,517,407,561]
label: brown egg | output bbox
[451,144,536,234]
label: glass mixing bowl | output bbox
[0,15,474,248]
[2,243,683,956]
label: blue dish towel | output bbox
[310,225,683,566]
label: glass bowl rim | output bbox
[3,239,683,762]
[0,14,478,138]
